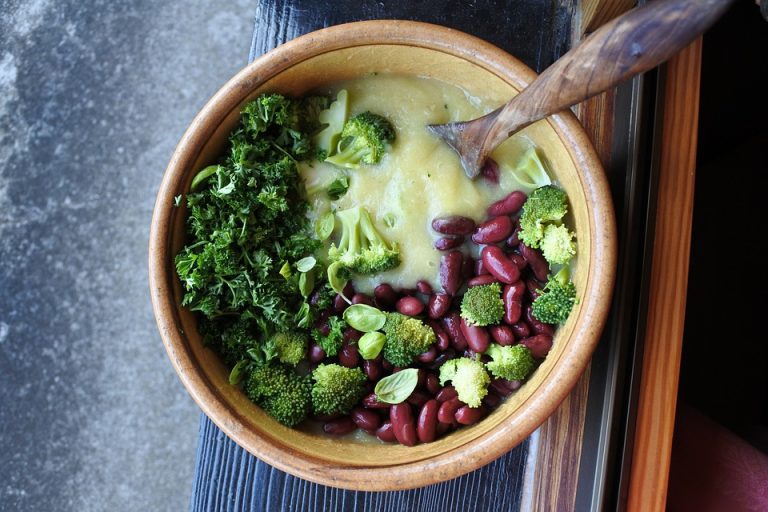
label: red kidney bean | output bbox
[407,390,431,408]
[314,320,330,337]
[362,393,390,409]
[351,407,382,431]
[489,324,515,346]
[381,359,393,371]
[442,312,468,350]
[436,422,452,436]
[390,403,417,446]
[467,274,498,287]
[343,327,363,344]
[351,293,375,306]
[510,322,531,339]
[374,283,398,309]
[471,216,513,244]
[481,246,521,284]
[416,369,427,389]
[338,341,359,368]
[417,399,440,443]
[520,334,554,359]
[427,348,456,370]
[333,293,349,314]
[376,421,397,442]
[437,397,464,424]
[474,259,489,276]
[487,190,527,217]
[427,293,452,319]
[362,359,383,381]
[490,379,513,397]
[432,215,476,236]
[416,280,433,295]
[425,373,441,395]
[396,296,425,316]
[323,416,356,436]
[461,257,475,280]
[439,250,464,296]
[314,412,342,422]
[519,243,550,282]
[309,343,326,363]
[435,386,458,403]
[455,405,486,425]
[435,328,450,351]
[434,236,465,251]
[481,158,500,184]
[460,317,490,353]
[509,253,527,270]
[525,305,555,336]
[503,282,525,325]
[418,346,438,363]
[526,278,543,301]
[506,226,521,248]
[483,393,501,409]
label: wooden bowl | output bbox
[149,20,616,490]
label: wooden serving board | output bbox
[190,1,660,509]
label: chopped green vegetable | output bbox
[311,315,346,357]
[343,304,386,332]
[374,368,419,404]
[267,330,308,366]
[540,224,576,265]
[438,357,490,408]
[325,111,395,168]
[460,283,504,327]
[508,147,552,191]
[484,344,535,381]
[312,89,348,157]
[311,363,367,415]
[531,267,577,324]
[381,313,436,367]
[328,205,401,275]
[518,185,569,249]
[315,211,336,241]
[358,331,386,360]
[327,175,350,200]
[245,363,312,427]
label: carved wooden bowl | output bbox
[149,20,616,490]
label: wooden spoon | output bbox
[428,0,734,179]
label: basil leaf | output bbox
[315,211,335,241]
[343,304,386,332]
[228,360,249,385]
[327,261,348,295]
[298,269,314,298]
[374,368,419,404]
[279,261,292,279]
[358,331,386,360]
[190,165,219,191]
[296,256,316,273]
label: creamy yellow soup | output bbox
[300,74,535,293]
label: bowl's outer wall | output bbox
[149,20,616,490]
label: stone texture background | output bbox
[0,1,254,510]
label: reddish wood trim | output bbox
[626,38,702,511]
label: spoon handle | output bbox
[483,0,734,151]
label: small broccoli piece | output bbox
[438,357,490,408]
[327,206,400,275]
[311,315,346,357]
[325,111,395,168]
[460,282,504,327]
[485,344,536,381]
[381,313,437,367]
[268,331,307,366]
[518,186,569,249]
[531,267,577,324]
[245,363,312,427]
[507,147,552,192]
[311,363,367,415]
[312,89,348,157]
[540,224,577,265]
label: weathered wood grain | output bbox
[626,38,703,512]
[580,0,635,34]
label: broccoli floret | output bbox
[245,363,312,427]
[311,315,346,357]
[438,357,490,408]
[518,186,569,249]
[531,267,578,324]
[460,283,504,326]
[312,89,348,158]
[381,313,437,367]
[325,111,395,168]
[485,343,536,381]
[507,147,552,192]
[267,331,307,366]
[311,363,367,415]
[327,206,400,275]
[540,224,577,265]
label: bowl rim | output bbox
[149,19,616,490]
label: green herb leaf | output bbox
[327,176,349,200]
[343,304,386,332]
[173,195,182,207]
[327,261,348,295]
[278,261,292,279]
[298,270,315,298]
[295,256,316,273]
[315,211,335,241]
[374,368,419,404]
[358,331,386,360]
[228,360,249,385]
[190,165,219,191]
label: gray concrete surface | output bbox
[0,1,254,510]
